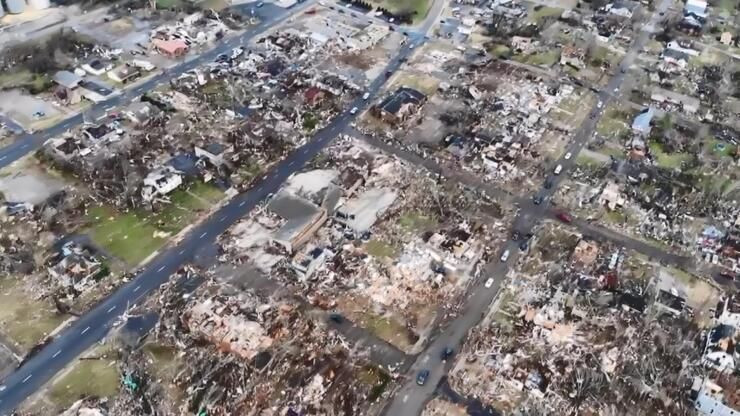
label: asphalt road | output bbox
[0,1,308,171]
[381,0,674,414]
[0,7,430,414]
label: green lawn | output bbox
[487,44,511,58]
[527,5,562,24]
[649,141,691,169]
[357,312,412,350]
[86,205,166,266]
[0,278,69,351]
[0,70,52,94]
[86,182,224,265]
[376,0,430,22]
[156,0,182,9]
[596,107,633,138]
[49,350,120,409]
[513,49,561,67]
[399,211,437,232]
[365,239,399,259]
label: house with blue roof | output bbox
[631,107,655,135]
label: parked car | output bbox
[350,107,358,114]
[500,249,510,262]
[533,195,543,205]
[519,241,529,251]
[485,278,494,288]
[564,152,572,160]
[441,347,454,360]
[328,313,343,324]
[362,92,370,100]
[553,164,563,175]
[416,370,430,385]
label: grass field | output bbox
[527,5,562,24]
[365,239,399,259]
[649,141,691,169]
[48,348,120,409]
[513,49,561,67]
[372,0,430,22]
[86,182,224,266]
[0,278,69,351]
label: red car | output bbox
[556,212,572,223]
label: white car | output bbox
[350,107,358,114]
[362,92,370,100]
[500,249,510,262]
[564,152,572,160]
[485,278,494,288]
[553,164,563,175]
[597,101,603,109]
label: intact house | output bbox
[152,38,189,58]
[81,58,113,76]
[142,166,183,201]
[375,87,427,124]
[684,0,708,19]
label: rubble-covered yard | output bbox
[219,136,512,352]
[448,221,719,415]
[21,266,396,415]
[358,37,584,195]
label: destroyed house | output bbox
[107,64,141,84]
[267,192,327,253]
[655,289,686,316]
[142,166,183,201]
[186,298,273,360]
[662,48,690,67]
[376,87,426,124]
[47,242,103,289]
[335,188,397,235]
[84,124,114,141]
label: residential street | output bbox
[0,3,431,413]
[380,0,675,413]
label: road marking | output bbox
[220,216,227,222]
[0,156,5,161]
[178,249,185,255]
[199,232,208,239]
[239,200,247,207]
[107,306,116,313]
[22,375,32,384]
[157,266,165,272]
[133,285,141,292]
[288,160,295,167]
[303,148,310,154]
[257,187,262,193]
[52,350,61,358]
[81,326,90,335]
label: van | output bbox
[553,164,563,175]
